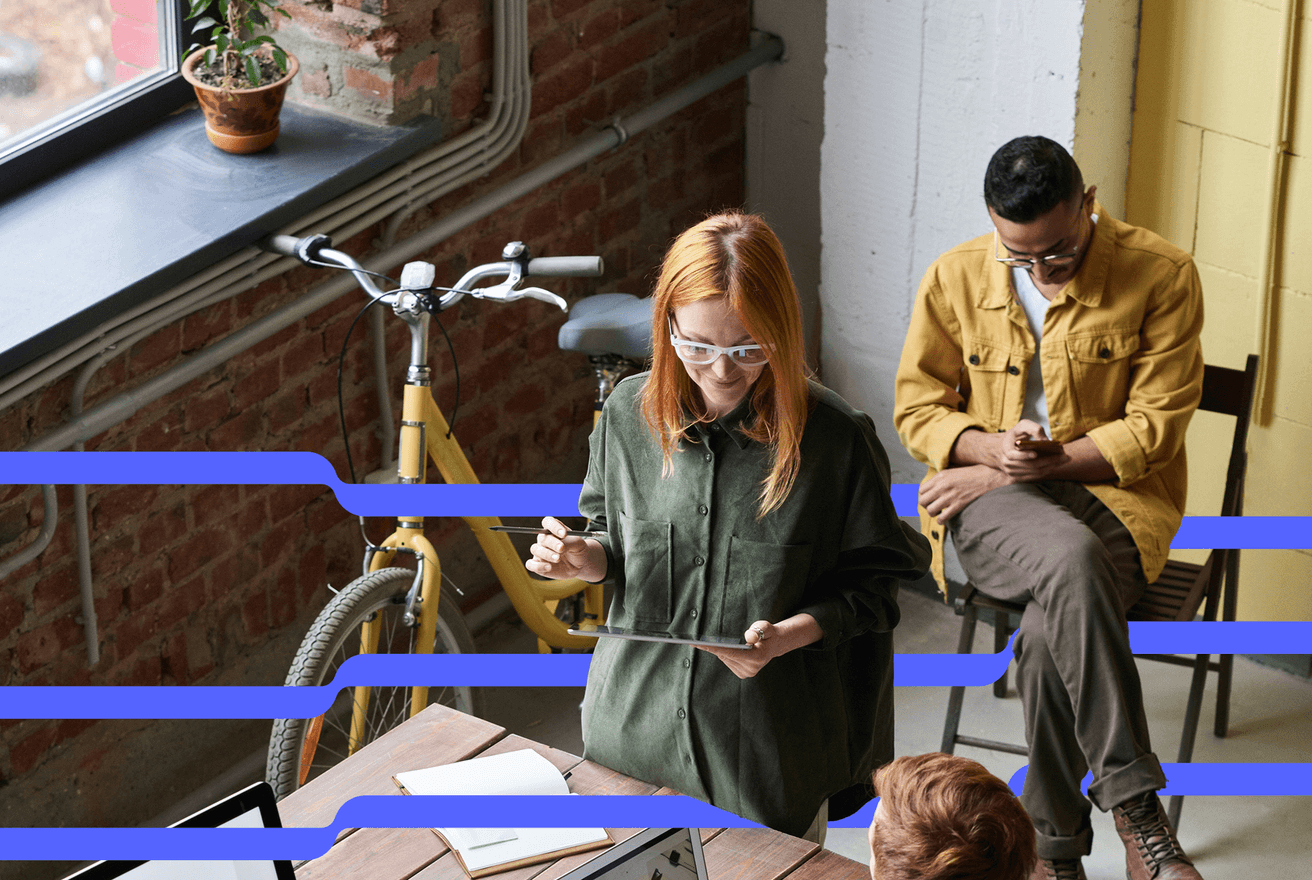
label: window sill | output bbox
[0,103,442,378]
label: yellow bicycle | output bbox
[261,234,651,798]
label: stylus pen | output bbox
[487,525,608,539]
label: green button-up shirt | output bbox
[578,375,932,836]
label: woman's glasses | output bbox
[667,317,768,366]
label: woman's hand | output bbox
[698,614,822,679]
[525,516,608,583]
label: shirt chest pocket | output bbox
[617,511,673,624]
[962,337,1024,430]
[1064,332,1138,425]
[719,536,813,637]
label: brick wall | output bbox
[0,0,751,841]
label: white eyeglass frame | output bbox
[992,229,1082,270]
[667,316,768,366]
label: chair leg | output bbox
[1168,652,1212,830]
[1214,653,1233,737]
[941,605,979,755]
[992,611,1013,698]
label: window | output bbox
[0,0,192,200]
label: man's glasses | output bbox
[993,230,1082,270]
[667,317,768,366]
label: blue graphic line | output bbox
[6,768,1309,861]
[2,453,1307,546]
[0,796,757,861]
[1001,763,1312,803]
[3,623,1306,720]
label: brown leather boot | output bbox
[1112,792,1203,880]
[1030,858,1087,880]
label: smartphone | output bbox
[1015,438,1062,454]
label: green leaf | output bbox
[250,9,269,27]
[188,0,210,19]
[205,46,217,67]
[215,33,229,53]
[245,54,261,87]
[250,35,275,45]
[272,46,288,71]
[217,0,229,20]
[191,17,218,34]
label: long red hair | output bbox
[640,212,811,517]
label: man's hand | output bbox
[920,464,1014,523]
[950,420,1071,481]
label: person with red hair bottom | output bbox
[869,753,1038,880]
[527,212,931,841]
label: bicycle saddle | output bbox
[557,293,653,360]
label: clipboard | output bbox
[568,623,753,650]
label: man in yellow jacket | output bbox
[894,136,1205,880]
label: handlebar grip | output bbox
[260,233,333,265]
[262,235,301,257]
[525,256,604,277]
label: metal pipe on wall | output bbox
[1252,0,1301,425]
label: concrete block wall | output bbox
[0,0,752,836]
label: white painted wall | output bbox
[818,0,1086,482]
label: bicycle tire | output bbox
[266,567,484,799]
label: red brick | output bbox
[167,526,228,583]
[674,0,737,39]
[344,66,393,102]
[532,54,593,116]
[619,0,664,28]
[16,616,80,675]
[396,54,440,101]
[459,25,493,68]
[138,501,185,557]
[207,408,264,450]
[603,156,642,198]
[600,198,643,243]
[269,484,323,526]
[233,363,281,412]
[241,590,269,639]
[130,325,182,375]
[551,0,593,18]
[121,653,163,686]
[181,302,232,352]
[184,384,231,435]
[595,17,670,84]
[301,61,333,98]
[531,28,573,76]
[260,518,302,572]
[449,69,487,118]
[10,724,57,776]
[0,591,23,637]
[156,574,205,633]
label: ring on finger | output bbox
[752,625,768,641]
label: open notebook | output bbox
[393,749,612,878]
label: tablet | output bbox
[556,827,708,880]
[568,623,753,650]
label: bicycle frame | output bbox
[342,255,605,744]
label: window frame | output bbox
[0,0,195,202]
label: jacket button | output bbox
[931,530,939,539]
[698,504,708,515]
[1007,365,1020,375]
[704,453,713,462]
[677,708,686,719]
[694,555,705,566]
[683,657,691,668]
[1099,347,1111,358]
[968,354,980,365]
[690,609,698,618]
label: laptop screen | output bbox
[557,827,708,880]
[62,781,294,880]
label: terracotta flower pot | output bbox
[181,48,299,154]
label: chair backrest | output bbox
[1198,353,1259,520]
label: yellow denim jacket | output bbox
[893,205,1204,590]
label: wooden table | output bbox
[279,703,871,880]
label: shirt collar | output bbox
[690,394,755,449]
[976,200,1112,310]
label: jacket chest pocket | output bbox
[719,536,813,636]
[1064,332,1138,425]
[962,337,1025,429]
[617,512,672,624]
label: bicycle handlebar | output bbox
[260,234,602,313]
[526,256,604,277]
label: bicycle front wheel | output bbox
[266,567,484,799]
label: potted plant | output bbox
[181,0,298,154]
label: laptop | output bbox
[62,780,295,880]
[556,827,709,880]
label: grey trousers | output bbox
[949,481,1167,860]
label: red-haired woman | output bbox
[528,213,931,839]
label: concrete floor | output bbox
[476,588,1312,880]
[22,587,1311,880]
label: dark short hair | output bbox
[871,753,1037,880]
[983,135,1084,223]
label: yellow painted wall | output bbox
[1126,0,1312,621]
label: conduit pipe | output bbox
[1252,0,1302,425]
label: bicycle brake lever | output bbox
[518,287,568,310]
